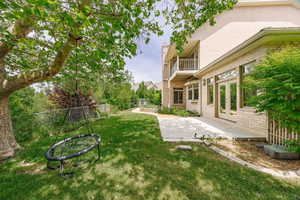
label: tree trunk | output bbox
[0,95,19,160]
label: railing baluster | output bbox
[170,58,198,77]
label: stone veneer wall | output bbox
[162,80,169,108]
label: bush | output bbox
[248,46,300,153]
[9,88,42,143]
[142,104,158,109]
[285,139,300,153]
[158,107,199,117]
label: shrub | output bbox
[285,139,300,153]
[248,46,300,152]
[158,107,199,117]
[9,88,42,143]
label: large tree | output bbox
[0,0,236,159]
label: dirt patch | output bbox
[215,139,300,171]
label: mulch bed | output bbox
[215,139,300,171]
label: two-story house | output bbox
[161,0,300,135]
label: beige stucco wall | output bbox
[200,45,269,134]
[190,4,300,68]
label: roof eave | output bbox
[165,40,200,61]
[195,27,300,77]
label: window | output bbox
[187,83,199,101]
[207,77,214,105]
[193,84,199,100]
[242,61,255,74]
[174,88,183,104]
[220,85,226,113]
[241,61,257,107]
[188,86,193,100]
[217,69,237,81]
[230,83,237,111]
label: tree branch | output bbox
[0,0,93,97]
[92,10,122,17]
[0,17,35,62]
[1,36,77,97]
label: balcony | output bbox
[170,58,199,79]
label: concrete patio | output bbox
[132,108,266,142]
[158,116,266,142]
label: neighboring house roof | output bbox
[144,81,162,91]
[195,27,300,76]
[155,82,163,91]
[132,83,140,91]
[132,81,162,91]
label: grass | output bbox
[142,104,159,109]
[0,113,299,200]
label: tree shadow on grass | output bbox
[0,113,299,200]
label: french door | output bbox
[218,80,237,121]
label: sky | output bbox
[126,0,300,83]
[125,24,171,83]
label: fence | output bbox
[268,117,300,145]
[32,104,110,132]
[10,104,111,142]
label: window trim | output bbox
[240,60,257,108]
[241,60,256,75]
[187,83,199,101]
[188,86,193,100]
[193,83,199,101]
[173,88,183,105]
[207,78,214,105]
[216,68,237,83]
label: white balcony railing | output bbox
[170,58,198,77]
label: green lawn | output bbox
[0,113,299,200]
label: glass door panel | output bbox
[218,81,237,121]
[220,85,226,114]
[230,82,237,112]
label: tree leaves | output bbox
[167,0,237,52]
[0,0,237,96]
[249,46,300,133]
